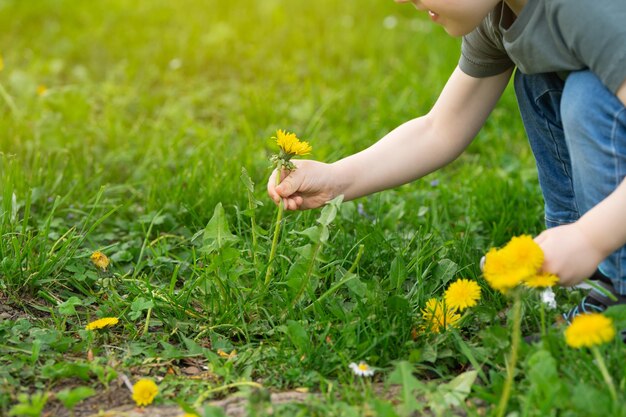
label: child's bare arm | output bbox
[332,66,513,200]
[268,66,513,210]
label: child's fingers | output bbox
[275,172,302,198]
[284,195,304,211]
[267,169,280,204]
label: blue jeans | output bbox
[514,70,626,295]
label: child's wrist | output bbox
[329,160,356,200]
[574,220,613,261]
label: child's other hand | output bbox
[267,160,338,211]
[534,223,606,287]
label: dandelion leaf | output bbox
[57,296,83,316]
[317,195,344,226]
[286,320,310,354]
[431,370,477,412]
[604,304,626,329]
[56,386,95,410]
[240,167,263,208]
[201,203,239,253]
[129,297,154,320]
[372,399,401,417]
[286,250,313,292]
[345,275,368,298]
[571,382,612,416]
[526,349,565,411]
[387,361,426,416]
[433,258,458,286]
[387,295,410,316]
[291,225,326,243]
[389,255,407,290]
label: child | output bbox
[267,0,626,319]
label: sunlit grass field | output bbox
[1,1,625,416]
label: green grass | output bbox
[1,0,626,416]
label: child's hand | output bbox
[534,223,607,286]
[267,159,339,211]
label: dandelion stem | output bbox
[584,279,618,302]
[539,302,546,338]
[496,291,521,417]
[142,307,152,336]
[248,194,259,274]
[591,346,617,404]
[265,165,284,286]
[291,239,322,308]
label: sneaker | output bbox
[562,274,626,324]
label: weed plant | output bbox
[1,0,625,416]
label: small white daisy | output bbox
[540,288,557,309]
[349,361,375,377]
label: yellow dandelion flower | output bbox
[565,313,615,348]
[502,235,544,276]
[483,248,526,292]
[483,236,544,293]
[0,53,4,72]
[217,349,237,359]
[524,272,559,288]
[274,129,312,156]
[85,317,119,330]
[90,250,110,271]
[36,84,48,96]
[420,298,461,334]
[132,378,158,407]
[444,278,481,311]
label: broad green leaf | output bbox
[56,386,95,410]
[382,200,405,229]
[291,225,324,243]
[201,203,238,253]
[387,295,409,316]
[182,336,206,356]
[387,361,425,417]
[433,258,458,286]
[129,297,154,320]
[240,167,263,207]
[42,362,91,381]
[372,399,401,417]
[239,167,255,194]
[572,382,611,416]
[286,320,310,354]
[345,276,368,298]
[110,250,133,263]
[317,195,343,226]
[58,296,82,316]
[389,256,407,290]
[525,349,564,411]
[8,392,49,417]
[285,244,314,293]
[439,370,477,409]
[604,304,626,329]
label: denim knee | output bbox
[514,71,579,226]
[561,70,626,214]
[561,70,626,293]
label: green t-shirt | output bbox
[459,0,626,94]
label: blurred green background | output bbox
[1,0,533,218]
